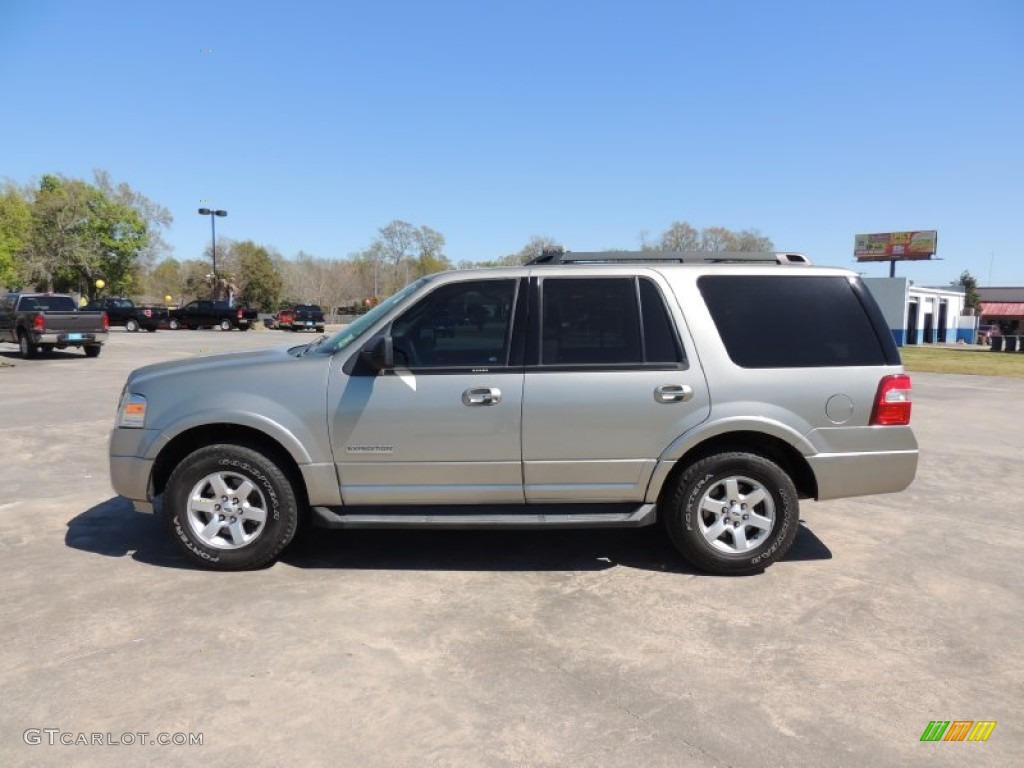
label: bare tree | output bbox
[648,221,775,253]
[377,220,417,292]
[657,221,700,251]
[516,235,562,264]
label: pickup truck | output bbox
[83,297,169,332]
[0,292,109,358]
[269,308,294,330]
[288,304,325,333]
[167,300,257,331]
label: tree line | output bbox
[2,171,775,311]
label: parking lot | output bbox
[1,328,1021,767]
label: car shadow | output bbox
[65,497,195,570]
[66,497,831,574]
[786,521,833,562]
[0,348,90,361]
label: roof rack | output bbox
[527,249,811,266]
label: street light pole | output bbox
[198,208,227,299]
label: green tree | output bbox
[90,193,147,294]
[234,240,283,310]
[23,175,100,291]
[20,173,158,295]
[0,184,32,288]
[953,270,981,314]
[147,257,182,301]
[93,170,173,272]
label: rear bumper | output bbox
[807,449,919,500]
[33,331,108,345]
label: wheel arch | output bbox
[150,423,309,509]
[650,429,818,504]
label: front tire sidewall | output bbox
[126,319,139,332]
[664,453,799,576]
[169,319,180,330]
[164,446,298,570]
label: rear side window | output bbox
[698,275,888,367]
[540,277,684,366]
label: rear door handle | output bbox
[654,384,693,403]
[462,387,502,406]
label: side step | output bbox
[310,503,658,530]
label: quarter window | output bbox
[698,275,889,367]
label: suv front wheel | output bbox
[663,452,799,576]
[164,444,299,570]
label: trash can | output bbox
[1005,336,1019,353]
[991,336,1004,351]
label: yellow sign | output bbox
[855,231,937,262]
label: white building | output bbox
[863,277,973,346]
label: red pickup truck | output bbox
[0,292,109,358]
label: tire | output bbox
[164,444,300,570]
[662,452,799,576]
[125,318,140,332]
[168,319,180,330]
[316,327,324,334]
[40,344,56,355]
[219,319,232,331]
[239,324,250,332]
[18,331,38,359]
[83,345,101,358]
[187,324,198,331]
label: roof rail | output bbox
[527,249,811,266]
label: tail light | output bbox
[102,312,110,331]
[237,309,243,318]
[32,314,45,331]
[143,308,152,318]
[870,374,912,425]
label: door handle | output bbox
[654,384,693,403]
[462,387,502,406]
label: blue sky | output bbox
[2,0,1022,284]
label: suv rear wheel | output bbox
[164,444,299,570]
[663,452,799,576]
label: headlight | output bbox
[117,393,147,428]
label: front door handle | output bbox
[654,384,693,403]
[462,387,502,406]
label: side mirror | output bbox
[359,335,393,372]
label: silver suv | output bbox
[109,251,918,575]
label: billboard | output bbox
[854,231,937,262]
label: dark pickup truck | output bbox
[168,300,257,331]
[288,304,325,332]
[0,292,109,358]
[84,297,169,332]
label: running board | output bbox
[310,503,658,529]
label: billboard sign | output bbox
[854,231,937,262]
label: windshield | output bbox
[315,277,432,355]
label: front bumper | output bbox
[109,427,162,512]
[110,455,155,512]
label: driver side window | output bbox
[390,279,517,370]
